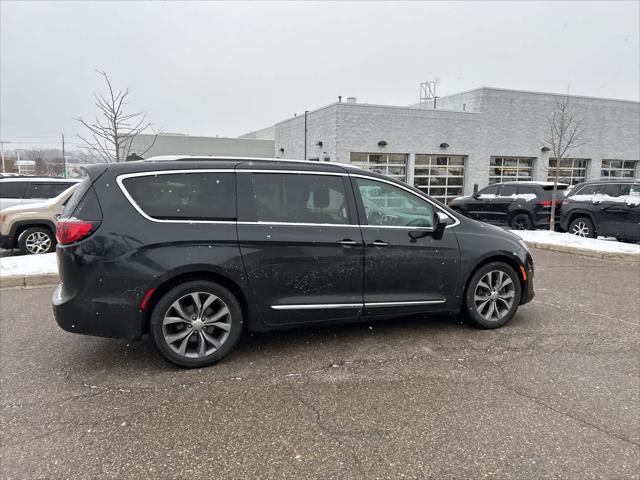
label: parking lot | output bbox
[1,248,639,479]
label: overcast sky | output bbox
[1,1,639,150]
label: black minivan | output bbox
[53,157,534,367]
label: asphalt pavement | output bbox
[1,249,639,479]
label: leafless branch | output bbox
[75,70,161,162]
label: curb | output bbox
[0,244,638,289]
[522,241,640,262]
[0,273,59,289]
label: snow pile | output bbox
[511,230,640,255]
[0,252,58,277]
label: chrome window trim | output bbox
[270,299,446,310]
[116,169,459,228]
[238,221,359,228]
[351,174,460,228]
[116,170,238,225]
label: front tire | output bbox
[569,216,596,238]
[150,280,243,368]
[17,227,55,255]
[464,262,522,329]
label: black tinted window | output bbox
[478,185,500,198]
[598,183,624,197]
[499,185,518,196]
[251,173,351,224]
[28,182,74,199]
[572,184,598,196]
[517,185,538,196]
[0,181,27,199]
[61,178,91,218]
[123,172,235,220]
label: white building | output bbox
[248,87,640,204]
[129,133,274,159]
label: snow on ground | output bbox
[511,230,640,255]
[0,252,58,277]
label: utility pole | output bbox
[304,110,309,160]
[0,141,9,173]
[61,133,67,178]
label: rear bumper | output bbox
[52,283,145,340]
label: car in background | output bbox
[0,184,78,254]
[559,180,640,242]
[0,177,78,211]
[449,181,568,230]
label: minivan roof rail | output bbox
[143,155,363,170]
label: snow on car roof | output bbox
[0,177,78,183]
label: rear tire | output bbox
[17,227,55,255]
[150,280,244,368]
[509,213,533,230]
[569,216,596,238]
[464,262,522,329]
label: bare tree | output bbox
[543,95,587,231]
[75,70,161,162]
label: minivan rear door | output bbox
[236,166,364,326]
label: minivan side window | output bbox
[0,182,26,199]
[356,178,435,227]
[250,173,351,225]
[27,182,73,199]
[122,172,236,220]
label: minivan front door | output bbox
[352,176,461,317]
[236,169,364,326]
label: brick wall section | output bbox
[271,88,640,196]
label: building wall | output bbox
[271,88,640,197]
[129,134,275,159]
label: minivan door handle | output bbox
[371,240,389,247]
[337,239,359,246]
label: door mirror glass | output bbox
[356,178,435,227]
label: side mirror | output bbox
[433,212,449,239]
[472,192,480,199]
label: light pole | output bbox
[0,141,10,173]
[304,110,309,160]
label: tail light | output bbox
[538,199,562,207]
[56,219,99,245]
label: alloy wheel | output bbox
[25,231,52,254]
[162,292,232,358]
[473,270,515,323]
[571,221,590,237]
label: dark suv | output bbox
[560,180,640,242]
[52,157,534,368]
[449,181,568,230]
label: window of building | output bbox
[489,157,534,184]
[251,173,351,225]
[547,158,589,185]
[601,160,638,179]
[355,177,434,227]
[122,172,236,220]
[413,155,465,204]
[350,152,408,182]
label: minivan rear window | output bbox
[122,172,236,221]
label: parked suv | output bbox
[0,177,77,211]
[53,157,534,368]
[560,180,640,242]
[0,184,78,254]
[449,181,568,230]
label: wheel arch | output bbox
[507,209,534,223]
[566,210,597,234]
[12,220,56,246]
[142,270,249,334]
[464,254,527,304]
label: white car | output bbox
[0,177,78,211]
